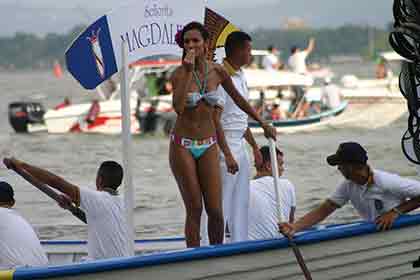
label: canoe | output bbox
[249,101,348,134]
[3,213,420,280]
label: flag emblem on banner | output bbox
[87,29,106,79]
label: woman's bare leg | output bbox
[169,141,203,247]
[197,144,224,245]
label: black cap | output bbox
[327,142,368,166]
[0,181,14,203]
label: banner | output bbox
[66,0,205,89]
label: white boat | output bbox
[8,60,179,135]
[41,66,315,135]
[337,51,406,103]
[249,101,348,134]
[8,54,317,135]
[3,214,420,279]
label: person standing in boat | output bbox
[200,31,266,245]
[248,146,296,240]
[262,45,281,71]
[54,97,71,110]
[3,158,132,260]
[279,142,420,237]
[288,38,315,75]
[288,38,315,113]
[320,77,342,110]
[169,22,276,248]
[0,181,48,269]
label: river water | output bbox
[0,62,416,240]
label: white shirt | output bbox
[248,176,296,240]
[0,208,48,269]
[329,169,420,221]
[288,51,309,74]
[321,84,342,109]
[262,53,279,71]
[79,188,132,260]
[218,68,249,133]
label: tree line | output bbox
[0,25,85,70]
[250,25,392,63]
[0,24,392,70]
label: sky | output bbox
[0,0,394,36]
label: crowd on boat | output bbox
[2,22,420,271]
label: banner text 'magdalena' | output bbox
[66,0,205,89]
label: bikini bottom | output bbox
[171,134,217,159]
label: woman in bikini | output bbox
[169,22,275,247]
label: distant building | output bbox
[283,17,308,30]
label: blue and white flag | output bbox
[66,0,205,89]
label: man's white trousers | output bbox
[201,132,250,245]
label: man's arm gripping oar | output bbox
[4,158,87,224]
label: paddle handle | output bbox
[268,139,313,280]
[12,166,87,224]
[268,138,284,223]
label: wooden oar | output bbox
[11,165,87,224]
[268,138,313,280]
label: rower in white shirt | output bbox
[280,142,420,238]
[248,146,296,240]
[0,180,48,270]
[4,158,132,260]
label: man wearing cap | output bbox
[0,181,48,269]
[279,142,420,237]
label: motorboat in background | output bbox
[8,51,320,135]
[8,50,349,135]
[338,51,406,103]
[8,60,179,135]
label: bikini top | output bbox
[185,62,223,109]
[185,90,223,108]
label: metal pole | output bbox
[120,40,135,255]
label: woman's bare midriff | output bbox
[173,102,216,139]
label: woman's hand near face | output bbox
[183,49,195,72]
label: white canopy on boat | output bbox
[379,51,406,62]
[244,69,314,88]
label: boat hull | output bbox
[42,97,173,135]
[5,214,420,280]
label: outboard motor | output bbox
[8,102,45,133]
